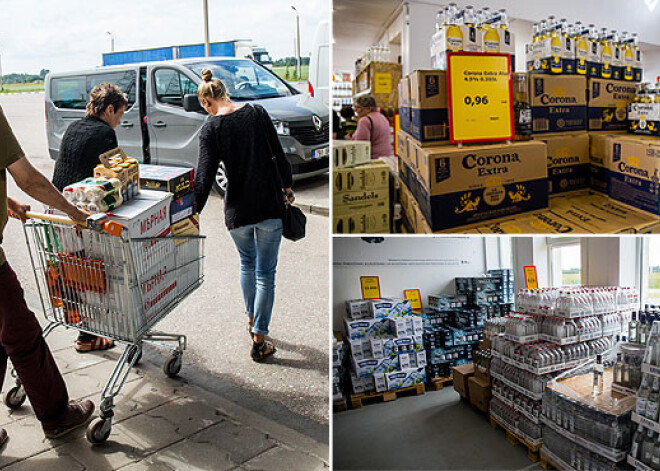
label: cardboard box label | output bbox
[587,79,636,131]
[536,133,589,194]
[333,161,390,193]
[530,75,587,133]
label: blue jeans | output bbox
[229,218,283,336]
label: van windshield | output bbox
[187,60,296,100]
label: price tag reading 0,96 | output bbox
[447,52,514,143]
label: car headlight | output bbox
[272,120,290,136]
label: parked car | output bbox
[309,20,329,106]
[46,57,329,194]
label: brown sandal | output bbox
[250,340,276,362]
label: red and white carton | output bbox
[106,190,172,239]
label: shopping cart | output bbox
[4,212,205,444]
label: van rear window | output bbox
[51,71,137,109]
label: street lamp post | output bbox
[291,5,301,79]
[106,32,115,52]
[203,0,210,57]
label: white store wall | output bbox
[333,236,643,332]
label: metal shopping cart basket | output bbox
[5,212,205,444]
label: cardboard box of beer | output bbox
[529,74,587,134]
[534,133,589,194]
[629,103,660,137]
[333,160,390,193]
[549,192,651,234]
[587,78,636,132]
[139,165,194,200]
[333,207,390,234]
[406,140,549,231]
[398,77,411,134]
[407,70,449,144]
[94,147,140,200]
[333,140,371,169]
[589,132,622,194]
[473,210,591,234]
[609,135,660,215]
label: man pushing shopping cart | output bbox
[0,105,95,444]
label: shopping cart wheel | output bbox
[163,353,182,378]
[86,417,111,444]
[127,346,142,366]
[4,386,26,410]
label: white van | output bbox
[309,21,329,106]
[45,58,329,194]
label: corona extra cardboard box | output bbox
[408,141,548,231]
[398,77,411,134]
[408,70,449,144]
[529,74,587,134]
[609,135,660,215]
[589,133,623,194]
[472,210,591,234]
[549,192,654,234]
[629,103,660,137]
[587,78,636,132]
[534,133,589,194]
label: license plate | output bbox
[312,147,329,160]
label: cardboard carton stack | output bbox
[397,69,551,233]
[333,144,392,234]
[344,298,427,395]
[332,337,346,403]
[422,272,513,383]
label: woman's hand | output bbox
[7,197,30,223]
[283,188,295,204]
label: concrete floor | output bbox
[333,387,542,471]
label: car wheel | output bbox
[213,161,227,196]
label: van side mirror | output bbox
[183,94,203,113]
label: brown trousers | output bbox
[0,262,68,426]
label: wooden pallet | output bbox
[350,383,425,409]
[428,376,453,391]
[490,415,541,463]
[333,397,348,413]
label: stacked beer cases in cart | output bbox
[489,286,635,450]
[333,141,392,234]
[344,298,427,394]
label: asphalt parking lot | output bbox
[0,92,329,444]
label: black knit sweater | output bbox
[195,103,293,230]
[52,116,118,191]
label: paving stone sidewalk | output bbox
[0,317,329,470]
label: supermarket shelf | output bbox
[491,390,540,424]
[632,412,660,434]
[541,447,577,471]
[491,372,543,401]
[541,416,627,463]
[611,383,637,397]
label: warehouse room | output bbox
[332,235,659,470]
[332,0,660,235]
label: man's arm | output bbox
[8,156,88,222]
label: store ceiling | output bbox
[333,0,401,48]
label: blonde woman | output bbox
[194,69,294,362]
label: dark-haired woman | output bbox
[52,82,128,352]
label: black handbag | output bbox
[254,105,306,241]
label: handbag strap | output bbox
[250,103,286,191]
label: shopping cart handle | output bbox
[25,212,123,237]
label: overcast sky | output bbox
[0,0,328,74]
